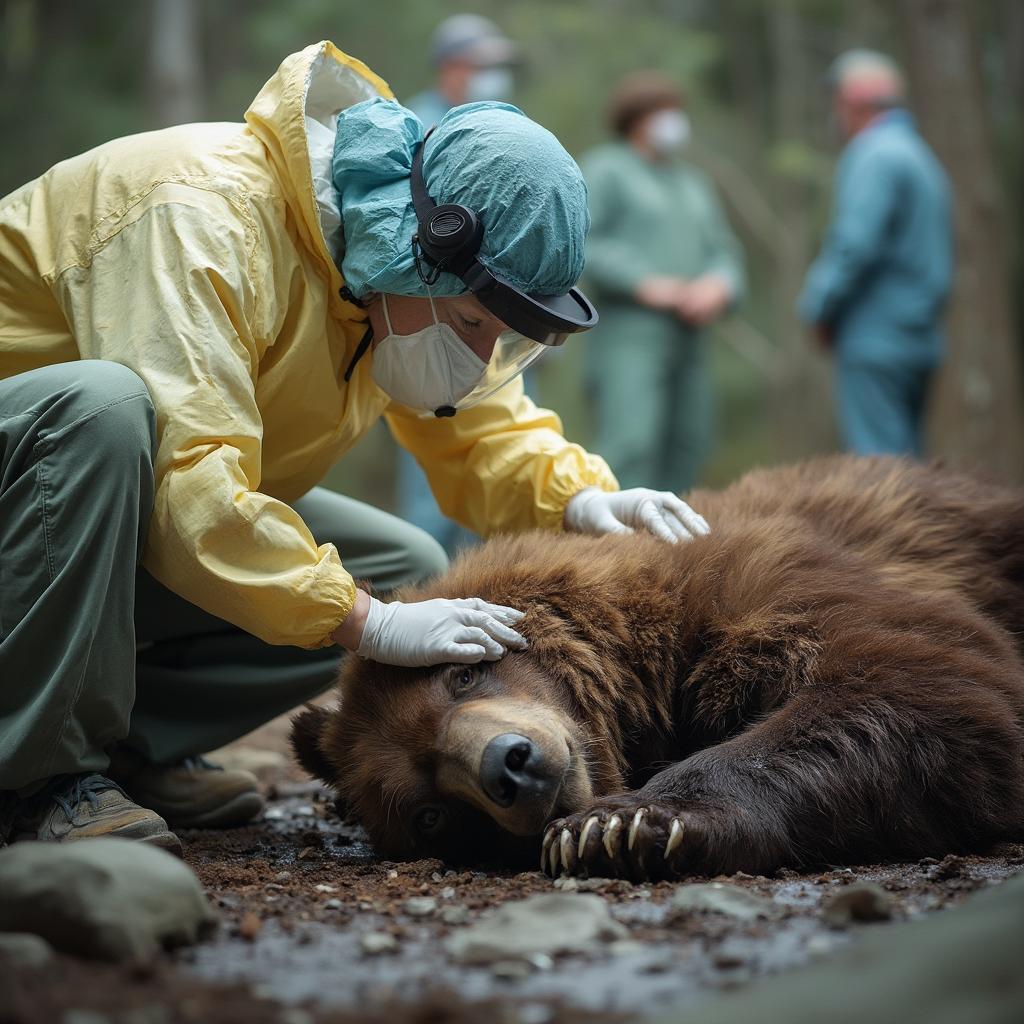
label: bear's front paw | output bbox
[541,798,691,882]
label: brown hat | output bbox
[607,72,685,137]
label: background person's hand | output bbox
[336,592,528,667]
[674,274,732,326]
[634,275,689,312]
[564,487,710,544]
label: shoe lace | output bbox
[181,755,223,773]
[49,773,128,820]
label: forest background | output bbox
[1,0,1020,510]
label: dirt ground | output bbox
[3,707,1024,1024]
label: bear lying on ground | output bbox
[292,455,1024,881]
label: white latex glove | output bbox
[564,487,710,544]
[356,596,528,667]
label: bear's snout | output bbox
[479,733,558,812]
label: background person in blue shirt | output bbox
[799,50,953,458]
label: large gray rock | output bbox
[0,838,217,962]
[446,892,627,964]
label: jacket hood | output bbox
[244,41,392,299]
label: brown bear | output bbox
[292,455,1024,881]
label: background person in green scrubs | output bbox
[580,73,745,492]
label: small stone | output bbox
[387,869,399,879]
[608,939,647,957]
[927,854,967,881]
[0,932,54,969]
[527,952,554,971]
[361,931,398,955]
[491,959,533,980]
[323,899,343,910]
[447,893,627,965]
[431,871,444,883]
[279,1010,316,1024]
[441,886,457,899]
[263,895,279,904]
[314,883,338,893]
[297,847,316,860]
[404,896,437,917]
[515,1004,554,1024]
[552,876,579,892]
[806,934,837,957]
[671,883,772,920]
[294,805,315,817]
[265,882,284,892]
[441,905,470,926]
[263,807,286,820]
[821,881,893,927]
[274,871,293,883]
[238,912,263,941]
[62,1012,112,1024]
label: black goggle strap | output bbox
[342,320,375,383]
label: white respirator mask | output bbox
[371,292,489,416]
[646,109,691,154]
[466,67,514,103]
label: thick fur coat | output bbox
[293,456,1024,879]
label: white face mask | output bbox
[646,109,691,154]
[371,293,489,414]
[466,67,514,103]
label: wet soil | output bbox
[3,709,1023,1024]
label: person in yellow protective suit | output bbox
[0,43,709,853]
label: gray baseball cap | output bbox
[431,14,519,67]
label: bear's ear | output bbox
[290,703,338,786]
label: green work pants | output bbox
[585,306,713,493]
[0,362,448,793]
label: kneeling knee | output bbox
[406,532,449,584]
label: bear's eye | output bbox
[452,667,477,696]
[414,805,447,836]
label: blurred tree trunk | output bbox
[899,0,1024,481]
[768,1,834,458]
[149,0,203,127]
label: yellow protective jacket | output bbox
[0,42,615,648]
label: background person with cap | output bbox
[580,73,745,494]
[402,13,521,555]
[0,42,708,853]
[406,14,519,128]
[799,49,953,458]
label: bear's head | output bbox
[290,531,684,866]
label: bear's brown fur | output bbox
[292,456,1024,880]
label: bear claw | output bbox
[628,808,647,851]
[578,815,600,859]
[540,823,557,872]
[603,814,623,859]
[665,817,684,859]
[560,828,577,874]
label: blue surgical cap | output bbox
[332,98,589,298]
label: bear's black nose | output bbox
[480,733,545,808]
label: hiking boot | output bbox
[9,773,182,854]
[109,751,265,829]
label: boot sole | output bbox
[165,791,266,830]
[138,830,185,858]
